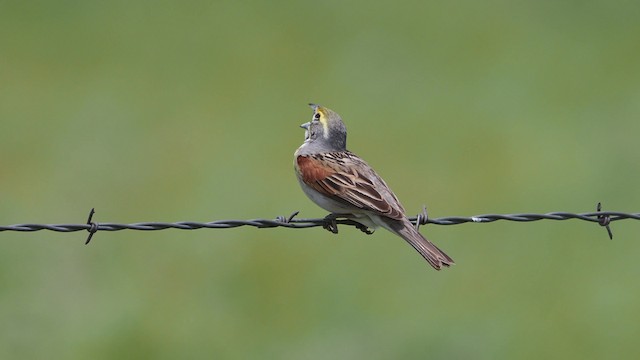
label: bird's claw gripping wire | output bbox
[321,214,374,235]
[354,222,374,235]
[322,213,339,234]
[596,202,614,240]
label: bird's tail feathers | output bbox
[383,218,455,270]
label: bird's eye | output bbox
[314,113,321,120]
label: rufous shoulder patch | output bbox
[296,156,334,183]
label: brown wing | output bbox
[296,152,406,220]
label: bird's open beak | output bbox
[300,122,310,140]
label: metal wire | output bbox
[0,203,636,244]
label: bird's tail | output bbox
[384,218,455,270]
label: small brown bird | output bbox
[294,104,454,270]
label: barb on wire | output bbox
[1,203,638,244]
[85,208,98,245]
[596,202,614,240]
[415,205,429,231]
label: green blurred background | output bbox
[1,0,639,358]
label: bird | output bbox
[294,103,454,270]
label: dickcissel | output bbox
[294,104,454,270]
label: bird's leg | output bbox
[341,215,375,235]
[351,221,375,235]
[322,214,375,235]
[322,213,340,234]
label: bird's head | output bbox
[300,103,347,151]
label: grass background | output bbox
[1,0,639,358]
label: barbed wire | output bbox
[0,203,635,244]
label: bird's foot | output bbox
[322,214,375,235]
[322,213,339,234]
[352,221,374,235]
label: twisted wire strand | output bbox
[1,211,637,233]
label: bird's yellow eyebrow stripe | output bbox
[316,107,330,138]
